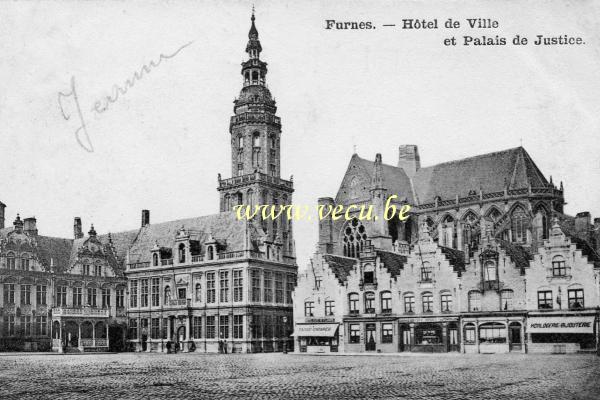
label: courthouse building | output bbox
[293,147,600,354]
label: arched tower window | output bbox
[178,244,186,264]
[342,218,367,258]
[252,132,260,147]
[238,135,244,148]
[511,206,528,243]
[441,215,455,248]
[462,211,480,251]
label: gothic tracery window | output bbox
[343,218,367,258]
[511,206,528,243]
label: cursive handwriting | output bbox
[58,41,193,153]
[58,76,94,152]
[92,41,193,114]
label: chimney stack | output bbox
[142,209,150,227]
[398,145,420,179]
[74,217,83,239]
[23,217,38,236]
[0,201,5,229]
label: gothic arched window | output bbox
[343,218,368,258]
[252,132,260,147]
[487,207,502,222]
[462,211,479,251]
[511,206,528,243]
[441,215,455,248]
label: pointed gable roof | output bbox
[335,154,415,205]
[412,147,549,204]
[322,254,356,284]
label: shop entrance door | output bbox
[509,323,522,351]
[400,326,410,352]
[365,324,376,351]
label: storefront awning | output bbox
[292,323,339,337]
[528,316,596,334]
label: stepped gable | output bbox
[439,246,466,275]
[411,146,549,204]
[376,250,407,278]
[322,254,356,284]
[498,240,532,274]
[127,211,246,264]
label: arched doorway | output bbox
[64,321,79,348]
[509,322,522,352]
[81,321,93,347]
[176,325,186,352]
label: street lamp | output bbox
[283,316,288,354]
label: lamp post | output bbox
[282,316,288,354]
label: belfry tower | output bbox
[218,11,295,259]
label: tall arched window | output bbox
[164,286,171,303]
[21,254,30,271]
[178,244,186,263]
[487,207,502,222]
[364,292,375,313]
[224,194,231,211]
[152,253,158,267]
[343,218,368,258]
[247,189,254,209]
[484,260,497,282]
[511,206,528,243]
[422,292,433,313]
[252,132,260,147]
[380,291,392,313]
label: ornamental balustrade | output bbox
[218,171,292,190]
[52,307,110,318]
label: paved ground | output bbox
[0,352,598,399]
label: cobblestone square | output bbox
[0,353,599,399]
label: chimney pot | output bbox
[142,209,150,227]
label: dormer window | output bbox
[152,253,158,267]
[178,244,186,263]
[207,245,214,261]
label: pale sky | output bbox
[1,0,599,269]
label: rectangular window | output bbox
[7,257,16,270]
[552,258,567,276]
[151,278,160,307]
[501,290,513,311]
[349,294,359,314]
[325,300,335,316]
[315,276,322,290]
[233,270,243,302]
[206,272,216,303]
[349,324,360,344]
[56,286,67,307]
[381,293,392,313]
[568,289,584,309]
[20,284,31,305]
[364,293,375,313]
[162,318,168,339]
[264,271,273,303]
[73,287,82,307]
[440,293,452,312]
[219,315,229,339]
[116,289,125,308]
[233,315,244,339]
[36,316,47,336]
[220,271,229,303]
[178,287,186,300]
[102,288,111,308]
[151,318,160,339]
[140,279,149,307]
[83,264,90,275]
[206,316,216,339]
[4,284,15,304]
[275,273,284,303]
[95,265,102,276]
[129,319,138,339]
[193,316,202,339]
[87,287,97,307]
[538,290,553,309]
[252,270,261,302]
[36,285,47,305]
[468,292,481,312]
[129,280,138,308]
[304,301,314,317]
[21,316,32,336]
[422,294,433,313]
[404,295,415,313]
[286,274,295,304]
[381,323,393,343]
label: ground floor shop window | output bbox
[349,324,360,344]
[381,323,393,343]
[415,324,442,345]
[464,324,476,344]
[532,333,596,349]
[479,322,506,343]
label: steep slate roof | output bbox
[498,240,532,273]
[322,254,356,284]
[439,246,466,275]
[127,211,246,264]
[335,154,415,204]
[412,147,549,204]
[376,250,407,278]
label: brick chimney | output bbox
[0,201,5,229]
[142,209,150,227]
[23,217,38,236]
[398,145,420,179]
[74,217,83,239]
